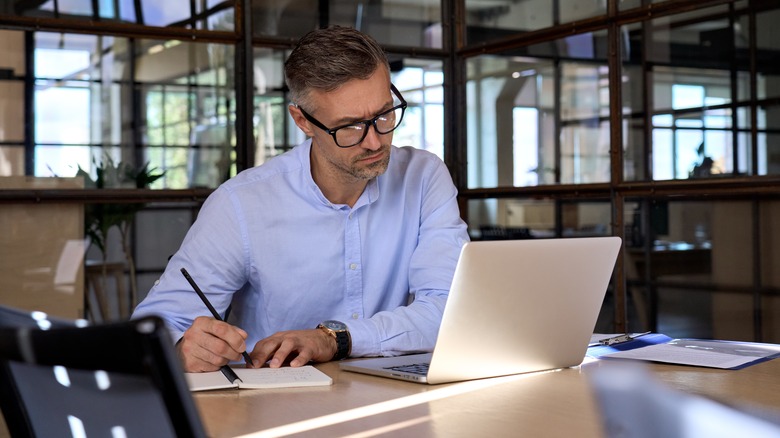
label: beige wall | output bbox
[0,29,26,176]
[0,177,85,318]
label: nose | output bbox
[359,124,383,151]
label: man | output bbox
[132,25,469,372]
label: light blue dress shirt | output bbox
[132,139,469,357]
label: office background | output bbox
[0,0,778,342]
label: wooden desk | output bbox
[194,358,780,437]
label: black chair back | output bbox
[0,305,206,437]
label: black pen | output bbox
[180,267,253,367]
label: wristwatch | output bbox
[317,320,351,361]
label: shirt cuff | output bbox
[343,318,381,357]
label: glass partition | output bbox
[619,0,748,11]
[34,33,119,179]
[391,58,444,159]
[465,0,607,46]
[253,48,293,165]
[467,197,611,240]
[33,33,236,189]
[466,30,609,189]
[756,7,780,101]
[756,7,780,175]
[134,205,198,304]
[625,199,780,341]
[1,0,235,31]
[252,0,443,49]
[620,3,767,181]
[139,40,236,189]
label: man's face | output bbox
[292,66,395,183]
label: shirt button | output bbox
[352,313,359,319]
[154,279,160,286]
[349,263,357,270]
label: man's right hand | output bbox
[177,316,251,372]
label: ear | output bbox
[288,105,315,137]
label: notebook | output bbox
[340,236,622,384]
[185,365,332,391]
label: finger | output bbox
[189,346,228,370]
[289,349,314,367]
[249,336,282,367]
[199,318,248,357]
[199,330,243,362]
[268,338,298,368]
[185,317,244,365]
[178,331,228,372]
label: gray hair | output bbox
[284,26,390,111]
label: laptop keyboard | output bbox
[384,362,430,376]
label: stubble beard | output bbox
[340,144,391,181]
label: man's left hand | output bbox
[250,329,336,368]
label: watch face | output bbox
[322,320,347,331]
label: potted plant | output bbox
[78,155,165,319]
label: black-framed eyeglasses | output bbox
[298,84,407,148]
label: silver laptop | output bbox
[340,236,622,384]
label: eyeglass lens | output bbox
[334,106,403,147]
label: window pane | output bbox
[757,7,780,100]
[648,12,736,180]
[35,145,91,177]
[35,84,91,145]
[253,48,292,166]
[756,100,779,176]
[622,4,754,181]
[135,205,198,303]
[466,198,611,240]
[622,59,646,181]
[756,7,780,175]
[392,59,444,160]
[33,33,117,178]
[252,0,442,48]
[31,32,235,188]
[9,0,234,30]
[54,0,92,16]
[466,31,609,189]
[139,1,190,26]
[465,0,606,46]
[624,199,780,340]
[619,0,643,9]
[145,146,189,188]
[560,62,611,184]
[620,0,749,10]
[135,40,235,189]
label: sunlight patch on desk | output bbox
[340,415,433,438]
[237,370,555,438]
[581,356,598,366]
